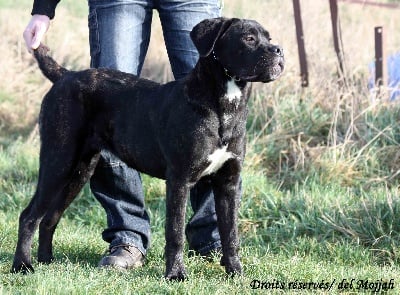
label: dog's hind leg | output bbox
[11,128,96,273]
[37,152,100,264]
[11,148,88,273]
[11,189,43,274]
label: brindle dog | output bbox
[11,17,284,280]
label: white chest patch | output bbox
[201,145,234,177]
[224,80,242,103]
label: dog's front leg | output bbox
[164,177,189,281]
[213,159,242,276]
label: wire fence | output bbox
[293,0,399,96]
[338,0,400,9]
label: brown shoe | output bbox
[98,245,145,270]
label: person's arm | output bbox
[32,0,61,19]
[23,0,61,53]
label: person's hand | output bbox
[23,14,50,53]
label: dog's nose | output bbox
[268,45,284,57]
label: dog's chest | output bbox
[218,80,243,140]
[224,80,242,104]
[199,81,244,177]
[200,145,234,177]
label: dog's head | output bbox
[191,17,284,83]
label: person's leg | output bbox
[157,0,222,79]
[88,0,153,267]
[157,0,223,255]
[88,0,154,74]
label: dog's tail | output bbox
[33,44,68,83]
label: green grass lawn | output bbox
[0,141,399,294]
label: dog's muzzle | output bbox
[254,46,285,83]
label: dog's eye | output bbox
[244,35,256,43]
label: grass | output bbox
[1,0,400,294]
[1,141,399,294]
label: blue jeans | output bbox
[88,0,222,256]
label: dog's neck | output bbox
[211,50,241,82]
[187,55,249,103]
[186,56,251,147]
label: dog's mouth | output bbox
[218,50,285,83]
[262,59,285,82]
[242,57,285,83]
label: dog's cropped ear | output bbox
[190,17,237,57]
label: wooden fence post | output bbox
[292,0,309,87]
[329,0,346,81]
[374,26,385,87]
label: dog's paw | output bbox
[37,253,54,264]
[165,267,188,281]
[221,255,242,277]
[11,262,35,274]
[225,264,243,277]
